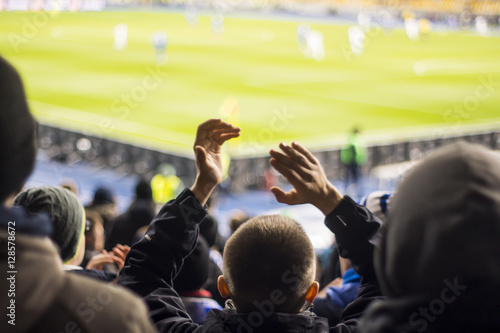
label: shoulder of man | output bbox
[51,273,157,333]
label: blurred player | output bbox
[348,26,365,56]
[113,23,128,51]
[405,18,420,40]
[305,30,325,62]
[476,16,488,36]
[151,31,168,65]
[211,12,224,36]
[185,5,199,26]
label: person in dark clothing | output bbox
[86,186,119,236]
[173,237,222,324]
[340,127,367,198]
[106,179,156,250]
[0,56,156,333]
[314,256,361,327]
[118,120,382,332]
[358,141,500,332]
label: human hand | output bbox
[111,244,130,271]
[190,119,240,205]
[269,142,343,215]
[86,250,115,271]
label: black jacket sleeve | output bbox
[118,189,207,333]
[325,196,384,332]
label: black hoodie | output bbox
[359,142,500,332]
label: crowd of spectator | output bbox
[2,54,500,333]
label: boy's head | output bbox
[219,215,318,313]
[0,56,37,205]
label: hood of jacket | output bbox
[0,209,65,332]
[360,142,500,332]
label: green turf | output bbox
[1,10,499,156]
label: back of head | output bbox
[14,186,85,263]
[135,178,153,200]
[0,56,36,204]
[223,215,316,313]
[376,142,500,299]
[92,187,114,205]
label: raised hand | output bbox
[191,118,240,205]
[269,142,343,215]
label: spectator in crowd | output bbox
[0,56,156,333]
[173,237,222,324]
[86,186,119,236]
[357,142,500,332]
[314,256,361,326]
[106,179,156,250]
[358,191,391,225]
[14,186,87,270]
[84,209,130,281]
[82,209,105,267]
[118,120,381,332]
[14,185,127,282]
[340,127,367,198]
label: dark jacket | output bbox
[118,189,382,333]
[357,142,500,332]
[0,205,156,333]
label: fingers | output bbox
[195,119,241,147]
[270,187,299,205]
[198,119,241,134]
[279,142,310,167]
[112,247,126,261]
[291,142,318,164]
[112,255,125,269]
[270,148,309,179]
[212,130,240,145]
[269,157,303,185]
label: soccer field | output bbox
[1,10,499,156]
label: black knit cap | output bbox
[14,186,85,263]
[0,56,37,202]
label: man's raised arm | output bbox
[118,119,240,332]
[269,142,382,329]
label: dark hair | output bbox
[0,57,36,203]
[223,215,316,313]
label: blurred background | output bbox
[1,0,499,249]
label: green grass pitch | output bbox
[1,10,499,156]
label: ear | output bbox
[304,281,319,303]
[217,275,231,298]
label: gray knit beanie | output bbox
[0,56,37,202]
[14,186,86,263]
